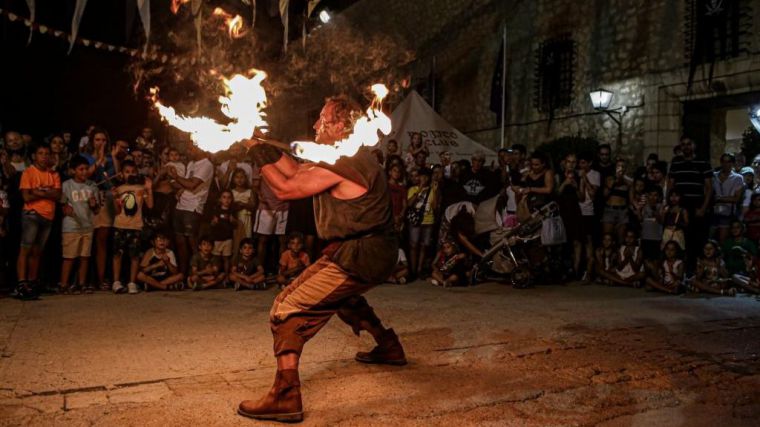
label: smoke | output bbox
[129,3,414,143]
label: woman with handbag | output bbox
[407,168,437,279]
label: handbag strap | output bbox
[418,187,431,211]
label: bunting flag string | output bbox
[0,7,187,65]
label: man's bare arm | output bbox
[261,162,361,200]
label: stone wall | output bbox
[337,0,760,164]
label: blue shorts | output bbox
[20,210,53,249]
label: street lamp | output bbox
[589,89,614,110]
[589,88,625,146]
[318,10,331,24]
[750,104,760,133]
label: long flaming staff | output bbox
[151,70,391,164]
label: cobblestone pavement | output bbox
[0,282,758,426]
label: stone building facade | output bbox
[337,0,760,164]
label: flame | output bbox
[151,69,268,153]
[291,84,392,165]
[212,7,246,39]
[170,0,190,15]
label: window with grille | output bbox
[533,35,576,113]
[685,0,752,64]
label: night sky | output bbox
[1,0,149,141]
[0,0,354,142]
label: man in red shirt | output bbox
[16,144,61,299]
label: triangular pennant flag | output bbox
[137,0,150,49]
[279,0,288,53]
[307,0,320,17]
[24,0,35,45]
[69,0,89,54]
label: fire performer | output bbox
[238,96,406,422]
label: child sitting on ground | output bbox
[730,248,760,294]
[689,240,735,296]
[610,228,646,287]
[276,233,310,288]
[137,231,184,290]
[721,220,758,276]
[645,240,683,294]
[594,233,618,285]
[189,236,225,290]
[431,240,468,287]
[387,248,409,284]
[229,238,266,290]
[210,189,238,282]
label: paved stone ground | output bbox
[0,282,759,426]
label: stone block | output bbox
[107,382,172,405]
[65,390,109,410]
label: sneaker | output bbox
[112,281,126,294]
[398,277,407,285]
[100,282,111,291]
[234,281,242,291]
[431,279,441,287]
[127,282,140,294]
[69,284,82,295]
[13,281,39,300]
[84,284,95,294]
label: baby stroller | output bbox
[471,201,560,288]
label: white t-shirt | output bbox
[175,158,214,214]
[578,169,600,216]
[166,161,186,179]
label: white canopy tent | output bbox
[380,90,498,164]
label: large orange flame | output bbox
[151,70,268,153]
[212,7,246,39]
[291,84,392,165]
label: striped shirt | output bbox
[668,158,712,209]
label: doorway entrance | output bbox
[682,91,760,163]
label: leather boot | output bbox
[355,328,407,366]
[238,369,303,422]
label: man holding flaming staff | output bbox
[237,95,406,422]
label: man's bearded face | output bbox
[313,102,346,145]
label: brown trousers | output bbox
[270,256,384,356]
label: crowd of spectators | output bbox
[1,127,759,299]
